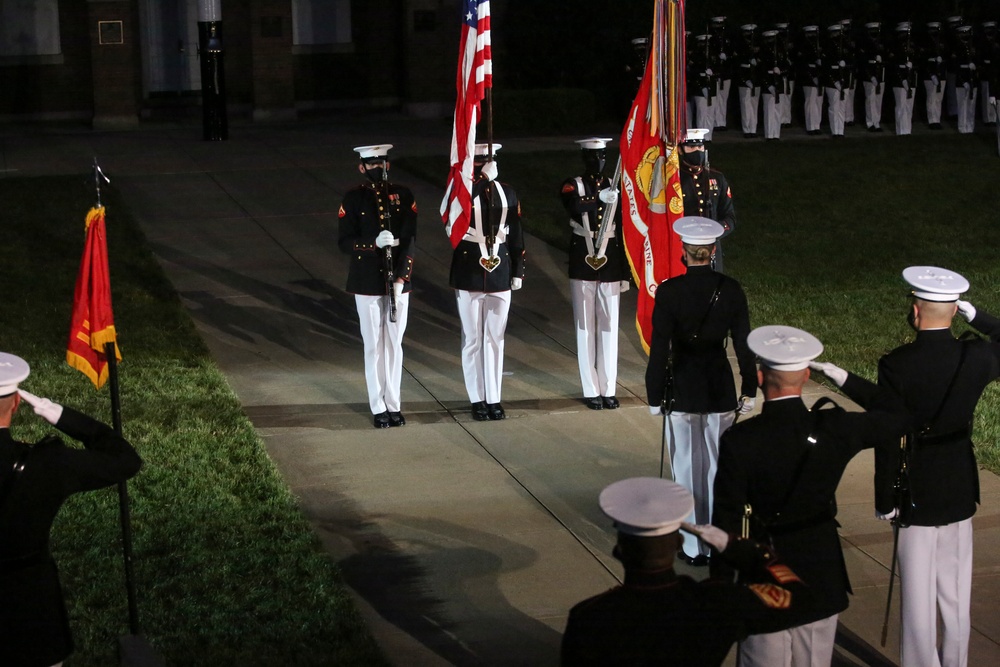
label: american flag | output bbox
[440,0,492,248]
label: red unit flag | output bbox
[66,206,120,388]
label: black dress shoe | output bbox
[373,411,391,429]
[714,126,728,132]
[388,412,406,427]
[472,402,490,421]
[929,122,943,130]
[487,403,506,420]
[601,396,620,409]
[584,397,603,410]
[678,551,710,567]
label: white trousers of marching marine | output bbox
[456,289,511,405]
[693,91,716,141]
[898,519,973,667]
[739,613,838,667]
[826,86,846,135]
[570,279,621,399]
[894,84,914,135]
[781,80,794,125]
[925,77,945,125]
[955,84,977,134]
[863,80,884,129]
[356,293,409,415]
[803,86,823,131]
[762,88,784,138]
[844,81,856,124]
[666,411,735,558]
[980,81,996,124]
[716,78,731,127]
[738,86,760,135]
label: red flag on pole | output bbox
[440,0,492,248]
[621,0,687,354]
[66,206,120,388]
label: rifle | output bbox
[880,434,909,646]
[659,351,676,480]
[586,156,622,270]
[377,173,397,323]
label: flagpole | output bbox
[104,343,140,635]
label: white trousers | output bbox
[844,82,856,123]
[762,89,784,138]
[570,280,621,398]
[739,613,839,667]
[781,80,794,125]
[693,93,716,141]
[803,86,823,131]
[898,519,973,667]
[894,85,914,135]
[666,411,734,557]
[956,84,977,134]
[738,86,760,134]
[946,72,958,116]
[716,78,731,127]
[826,86,846,135]
[862,80,884,128]
[456,289,511,404]
[356,293,409,414]
[980,82,996,123]
[925,78,945,124]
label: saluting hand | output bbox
[17,389,64,425]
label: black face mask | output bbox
[362,163,387,183]
[681,150,707,169]
[582,150,606,176]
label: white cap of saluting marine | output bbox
[747,325,824,372]
[0,352,30,397]
[902,266,969,302]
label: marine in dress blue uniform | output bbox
[646,217,756,564]
[560,138,630,410]
[874,267,1000,667]
[338,144,418,429]
[677,129,737,273]
[449,144,525,421]
[561,477,815,667]
[712,327,909,667]
[0,353,142,667]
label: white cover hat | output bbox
[0,352,30,396]
[748,326,824,372]
[575,137,613,150]
[673,216,724,245]
[353,144,393,160]
[473,143,502,157]
[681,128,711,144]
[903,266,969,302]
[803,25,819,33]
[599,477,694,537]
[762,30,779,38]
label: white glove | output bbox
[681,523,729,552]
[393,281,404,299]
[906,61,913,69]
[737,395,756,414]
[935,56,942,64]
[969,63,976,71]
[773,67,781,75]
[875,55,882,63]
[649,405,662,416]
[511,277,522,291]
[745,80,754,89]
[931,75,939,86]
[719,52,727,61]
[598,188,618,205]
[375,230,396,249]
[876,508,897,521]
[17,389,64,425]
[990,96,997,106]
[839,60,846,67]
[808,361,848,387]
[619,280,630,293]
[956,300,976,321]
[750,58,757,66]
[480,160,498,182]
[705,68,714,76]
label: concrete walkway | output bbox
[2,116,998,666]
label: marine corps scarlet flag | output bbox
[621,0,687,354]
[66,206,120,388]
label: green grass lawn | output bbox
[401,131,1000,471]
[0,176,387,666]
